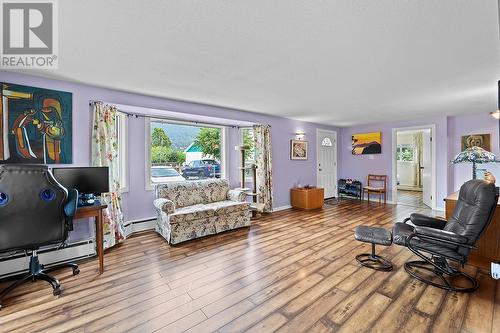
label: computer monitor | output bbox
[51,167,110,195]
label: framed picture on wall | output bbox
[352,131,382,155]
[291,140,308,160]
[461,134,491,151]
[0,82,73,164]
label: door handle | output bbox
[419,167,424,169]
[319,168,322,171]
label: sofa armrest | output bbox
[408,213,447,229]
[153,198,175,214]
[228,189,247,202]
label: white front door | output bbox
[317,130,337,198]
[422,129,432,208]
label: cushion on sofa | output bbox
[204,200,250,215]
[169,204,216,224]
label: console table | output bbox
[75,203,107,274]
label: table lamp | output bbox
[451,146,499,179]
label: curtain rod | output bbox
[88,100,249,129]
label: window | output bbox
[145,118,227,190]
[239,127,256,183]
[397,144,414,162]
[116,113,128,192]
[321,137,333,147]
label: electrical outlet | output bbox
[491,262,500,280]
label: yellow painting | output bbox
[352,132,382,155]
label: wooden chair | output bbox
[362,174,387,204]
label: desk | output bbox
[445,192,500,270]
[75,204,107,274]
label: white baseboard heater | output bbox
[0,217,156,278]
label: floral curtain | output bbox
[91,101,126,249]
[413,132,423,188]
[253,124,273,212]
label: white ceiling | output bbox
[12,0,500,126]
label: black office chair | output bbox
[0,164,80,309]
[393,179,498,292]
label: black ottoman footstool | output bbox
[354,225,393,271]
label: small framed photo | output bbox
[291,140,308,160]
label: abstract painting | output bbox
[0,82,72,164]
[461,133,491,152]
[352,131,381,155]
[291,140,308,160]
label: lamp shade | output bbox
[451,146,499,179]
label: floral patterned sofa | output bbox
[153,179,251,244]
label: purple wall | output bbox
[338,114,500,210]
[448,113,500,193]
[0,71,339,225]
[338,116,449,209]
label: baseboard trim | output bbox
[0,241,95,278]
[272,205,292,212]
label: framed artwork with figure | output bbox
[0,82,72,164]
[291,140,308,160]
[461,133,491,152]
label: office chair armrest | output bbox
[413,226,469,245]
[64,188,78,231]
[154,198,175,214]
[64,188,79,217]
[407,213,447,229]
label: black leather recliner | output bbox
[0,164,80,309]
[393,179,498,292]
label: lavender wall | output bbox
[0,71,339,226]
[448,113,500,193]
[338,114,500,210]
[338,116,449,209]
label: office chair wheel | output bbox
[53,287,62,296]
[73,268,80,275]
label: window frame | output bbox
[144,117,228,191]
[116,112,129,193]
[396,143,415,162]
[239,127,256,184]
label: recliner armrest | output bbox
[153,198,175,214]
[409,213,447,229]
[414,226,468,244]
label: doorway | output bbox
[317,129,337,199]
[392,126,436,209]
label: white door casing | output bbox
[317,129,337,199]
[422,129,432,208]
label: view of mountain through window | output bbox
[149,120,223,184]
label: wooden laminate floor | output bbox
[1,201,499,332]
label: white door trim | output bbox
[316,129,338,198]
[391,124,437,210]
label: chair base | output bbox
[356,253,393,271]
[404,260,477,293]
[0,253,79,309]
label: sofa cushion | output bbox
[156,179,230,208]
[204,200,250,215]
[169,204,216,224]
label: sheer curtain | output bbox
[91,101,126,249]
[253,124,273,212]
